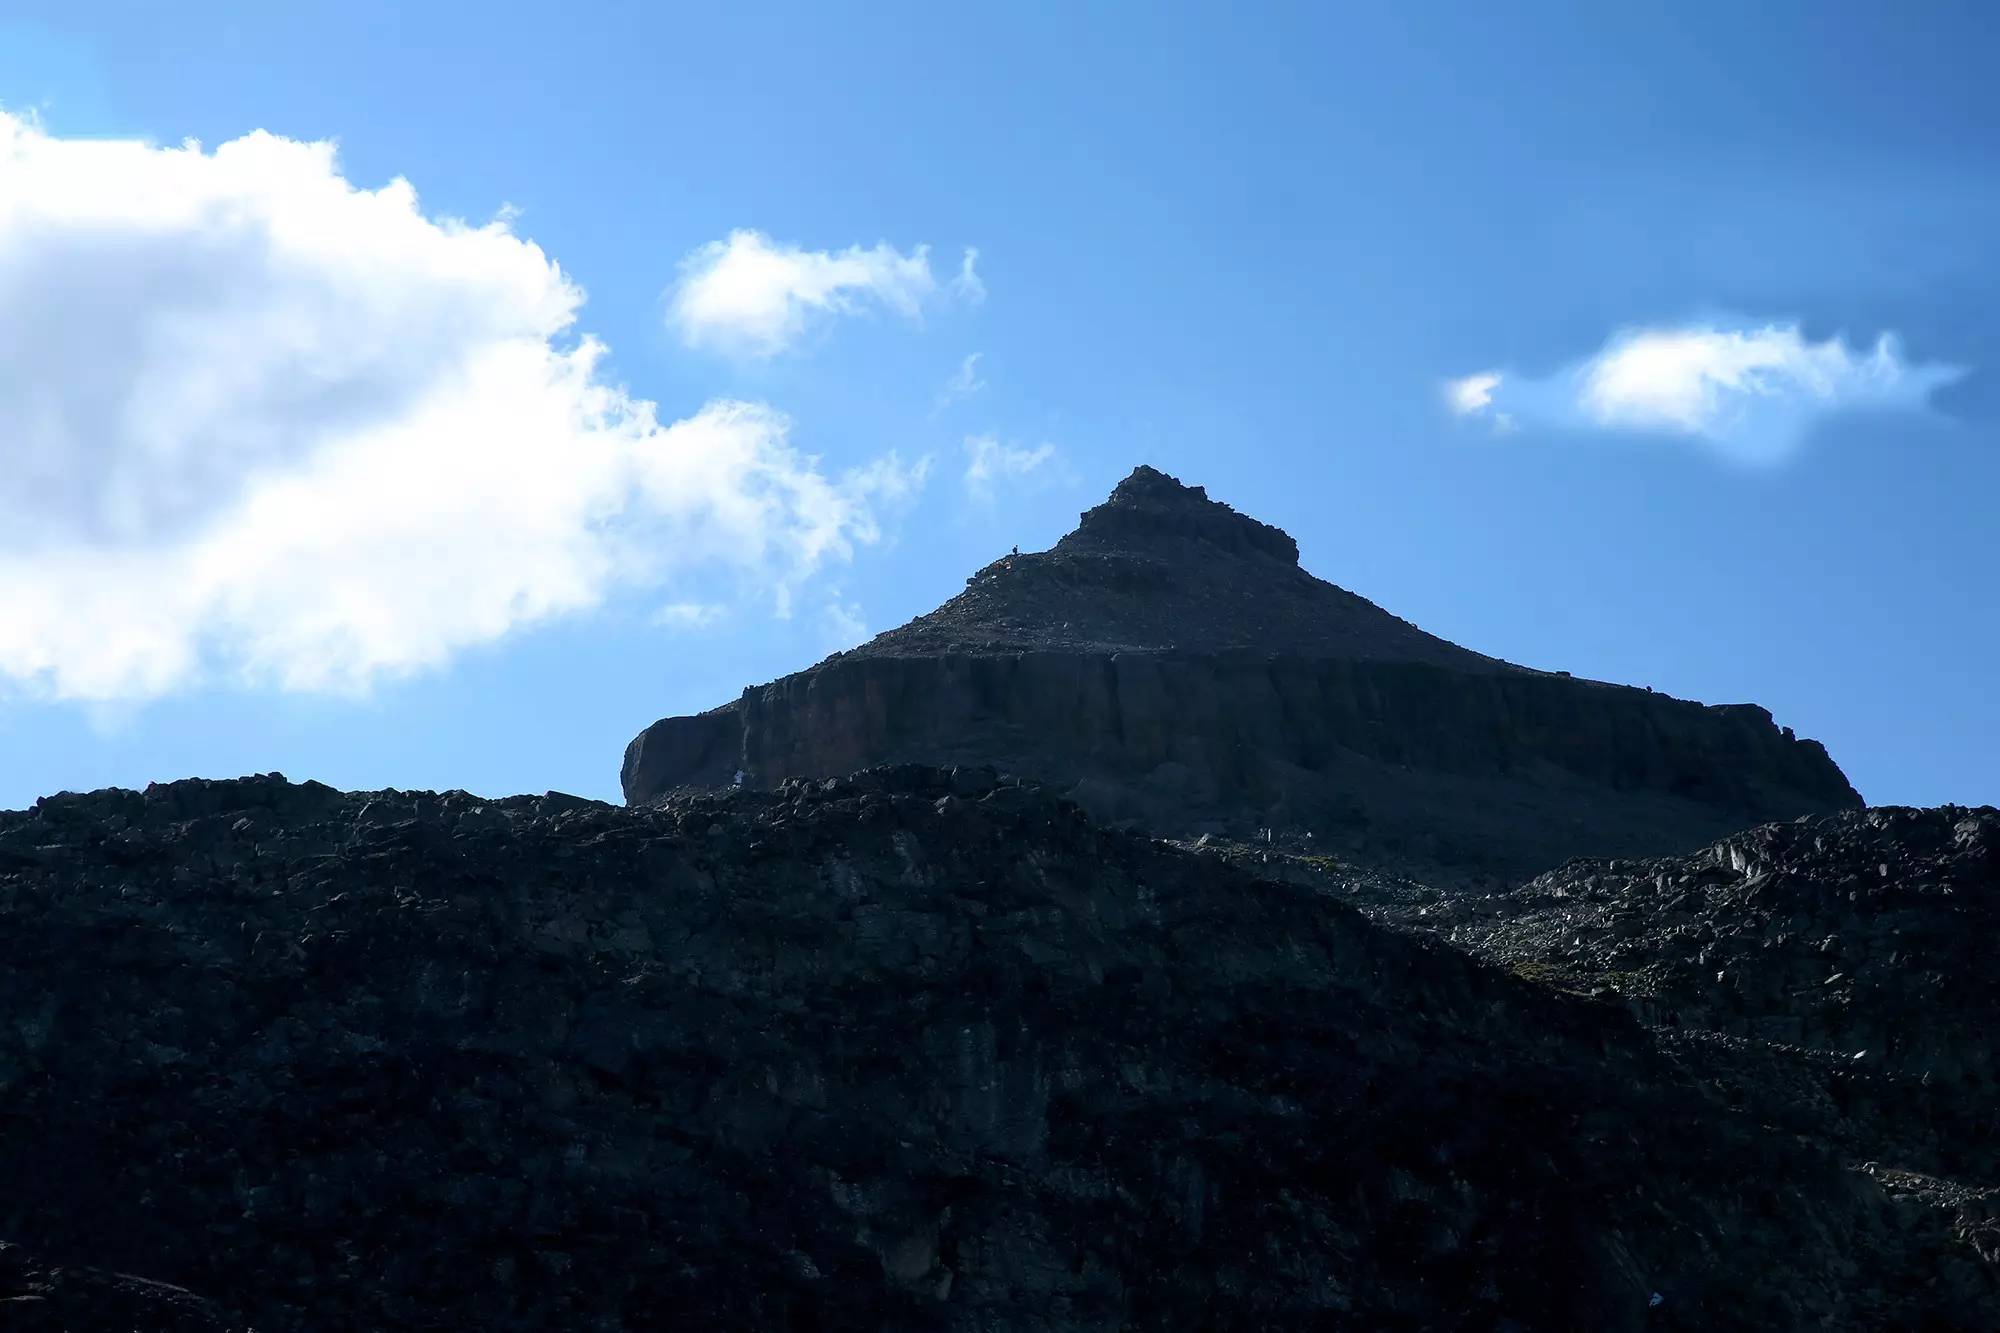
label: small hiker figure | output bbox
[1011,544,1019,556]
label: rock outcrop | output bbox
[0,772,1990,1330]
[624,466,1861,877]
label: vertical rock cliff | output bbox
[624,467,1860,876]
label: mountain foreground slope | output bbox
[624,467,1859,878]
[2,772,1993,1330]
[1411,804,2000,1207]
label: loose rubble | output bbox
[1357,805,2000,1263]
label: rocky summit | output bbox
[624,467,1860,878]
[2,772,1994,1330]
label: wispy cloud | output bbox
[668,229,981,357]
[932,352,986,414]
[0,112,925,702]
[1446,321,1964,464]
[821,598,870,649]
[652,602,727,631]
[951,247,986,305]
[963,435,1061,500]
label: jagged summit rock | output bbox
[854,465,1507,667]
[624,466,1861,876]
[1072,462,1301,561]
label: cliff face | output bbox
[0,771,1988,1330]
[625,467,1859,877]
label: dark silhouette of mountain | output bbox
[625,466,1860,877]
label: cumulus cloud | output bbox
[963,435,1060,500]
[668,229,981,357]
[1445,322,1963,464]
[0,111,924,702]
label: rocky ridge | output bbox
[1210,805,2000,1268]
[2,771,1991,1330]
[1472,806,2000,1079]
[1423,807,2000,1199]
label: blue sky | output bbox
[1,1,1995,811]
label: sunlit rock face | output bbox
[625,466,1860,878]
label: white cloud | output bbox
[1445,321,1963,464]
[951,247,986,305]
[821,598,870,649]
[652,601,727,630]
[963,435,1060,500]
[1579,327,1923,433]
[933,352,986,413]
[668,229,981,357]
[1444,371,1500,416]
[0,112,924,702]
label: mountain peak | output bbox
[1061,466,1300,566]
[1109,463,1194,500]
[844,464,1494,667]
[624,462,1861,877]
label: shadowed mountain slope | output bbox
[1408,805,2000,1205]
[0,771,1989,1330]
